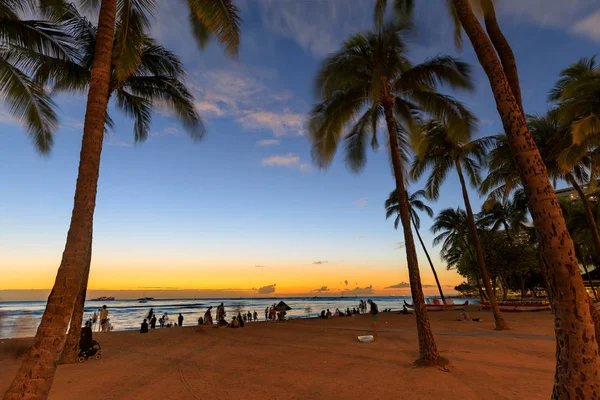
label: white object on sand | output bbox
[358,335,374,343]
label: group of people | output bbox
[265,304,286,322]
[318,300,379,338]
[140,308,184,333]
[85,305,113,333]
[197,304,260,327]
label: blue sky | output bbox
[1,0,600,299]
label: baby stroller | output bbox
[78,323,102,362]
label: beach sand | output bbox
[0,306,555,399]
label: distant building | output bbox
[555,185,598,203]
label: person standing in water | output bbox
[367,299,379,339]
[99,305,109,332]
[150,314,157,329]
[178,313,184,327]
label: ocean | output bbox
[0,296,475,339]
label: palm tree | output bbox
[4,2,241,399]
[34,7,201,364]
[0,0,73,153]
[450,0,600,394]
[478,189,529,242]
[308,23,474,364]
[482,111,600,259]
[410,120,507,330]
[560,199,600,302]
[550,56,600,144]
[385,189,446,304]
[431,207,487,299]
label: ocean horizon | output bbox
[0,296,477,339]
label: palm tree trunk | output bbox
[410,214,447,304]
[3,2,117,399]
[476,276,487,302]
[480,0,523,113]
[519,274,526,299]
[499,274,509,301]
[570,178,600,256]
[456,161,507,330]
[575,243,599,302]
[383,101,441,364]
[60,240,93,364]
[452,0,600,396]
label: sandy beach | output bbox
[0,306,555,399]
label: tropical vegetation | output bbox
[2,1,241,399]
[308,21,474,364]
[3,0,600,399]
[385,189,446,304]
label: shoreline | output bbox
[0,306,555,399]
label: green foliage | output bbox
[36,6,204,143]
[481,111,590,202]
[308,23,474,172]
[0,0,75,153]
[410,120,491,200]
[454,281,476,295]
[550,56,600,145]
[478,189,529,239]
[385,189,433,230]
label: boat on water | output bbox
[137,297,154,301]
[404,299,468,312]
[90,296,115,301]
[480,300,550,312]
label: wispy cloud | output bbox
[257,0,371,57]
[261,153,312,172]
[188,66,304,137]
[238,111,303,137]
[257,139,281,146]
[105,136,132,148]
[151,126,181,137]
[385,282,436,289]
[571,9,600,41]
[312,260,328,265]
[254,264,267,268]
[394,241,405,250]
[261,153,299,167]
[353,198,367,208]
[497,0,597,28]
[257,283,276,294]
[347,285,374,295]
[312,286,330,292]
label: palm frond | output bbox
[113,0,154,81]
[0,54,57,153]
[186,0,241,56]
[0,18,76,60]
[116,89,152,142]
[394,55,474,93]
[307,88,368,169]
[124,75,205,140]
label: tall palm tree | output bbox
[385,189,446,304]
[33,7,201,364]
[4,2,241,399]
[410,120,507,330]
[308,23,474,364]
[450,0,600,394]
[431,207,488,299]
[0,0,73,153]
[478,189,529,300]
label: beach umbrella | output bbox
[273,301,292,312]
